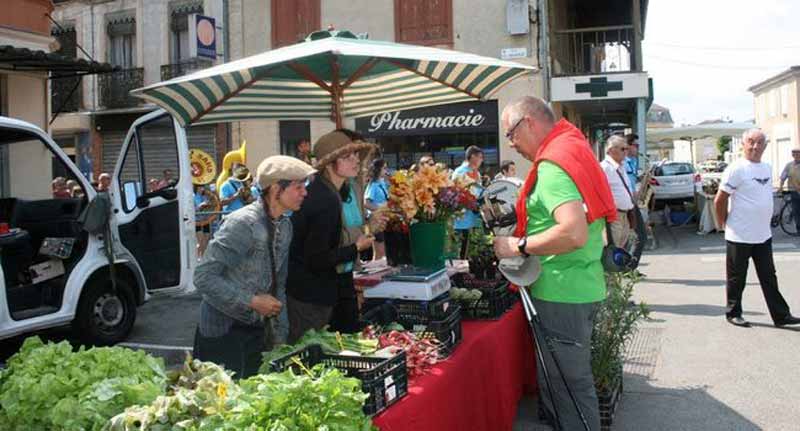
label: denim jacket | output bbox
[194,199,291,343]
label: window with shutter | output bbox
[394,0,453,46]
[271,0,321,48]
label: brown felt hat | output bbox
[313,130,378,171]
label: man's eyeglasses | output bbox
[505,117,525,140]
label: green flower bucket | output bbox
[410,221,447,269]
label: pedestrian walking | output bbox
[493,96,616,431]
[778,146,800,233]
[601,135,636,248]
[714,129,800,328]
[624,133,640,195]
[364,158,390,261]
[192,155,315,378]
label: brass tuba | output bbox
[215,140,247,193]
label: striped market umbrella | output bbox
[131,30,536,128]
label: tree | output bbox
[716,136,732,160]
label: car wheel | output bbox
[74,277,137,346]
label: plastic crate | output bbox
[362,304,463,358]
[363,292,453,321]
[269,344,408,416]
[450,275,518,320]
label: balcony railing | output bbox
[51,74,82,113]
[160,57,213,81]
[551,25,636,76]
[99,67,144,109]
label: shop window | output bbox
[394,0,453,46]
[271,0,320,48]
[279,120,311,157]
[107,13,136,68]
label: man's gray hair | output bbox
[503,96,556,125]
[606,135,627,154]
[742,128,766,144]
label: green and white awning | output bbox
[131,31,536,127]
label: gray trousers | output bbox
[533,298,601,431]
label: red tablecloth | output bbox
[372,303,537,431]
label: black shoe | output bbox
[726,316,751,327]
[774,315,800,327]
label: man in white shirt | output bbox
[714,129,800,328]
[600,135,635,247]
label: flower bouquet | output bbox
[386,165,478,268]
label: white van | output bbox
[0,110,195,345]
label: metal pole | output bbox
[538,0,551,100]
[637,97,647,157]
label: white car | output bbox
[0,111,195,345]
[649,161,701,202]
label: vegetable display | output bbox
[362,326,441,378]
[0,337,166,431]
[260,327,379,373]
[107,358,376,431]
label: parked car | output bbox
[698,160,727,173]
[649,161,701,202]
[0,111,195,345]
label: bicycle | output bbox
[772,191,799,237]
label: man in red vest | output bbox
[494,96,615,431]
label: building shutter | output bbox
[101,131,127,176]
[271,0,320,48]
[395,0,452,46]
[102,126,216,180]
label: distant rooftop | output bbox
[748,66,800,93]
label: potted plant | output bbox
[591,272,649,431]
[387,166,477,269]
[466,227,497,279]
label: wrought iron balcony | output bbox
[99,67,144,109]
[551,25,637,76]
[160,57,213,81]
[51,74,82,113]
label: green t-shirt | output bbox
[525,161,606,303]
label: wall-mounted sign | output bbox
[501,47,527,60]
[355,101,498,137]
[551,72,649,102]
[192,15,216,59]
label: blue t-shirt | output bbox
[365,178,389,207]
[624,156,639,191]
[220,179,245,213]
[194,192,209,222]
[451,163,483,230]
[338,182,364,274]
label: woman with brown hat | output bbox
[286,129,385,342]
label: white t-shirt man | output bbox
[600,156,634,211]
[719,159,773,243]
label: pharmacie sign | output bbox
[355,101,498,137]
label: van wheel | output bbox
[74,278,136,346]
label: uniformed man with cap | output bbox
[193,155,316,378]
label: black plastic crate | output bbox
[362,304,463,358]
[363,292,453,321]
[450,275,519,320]
[269,344,408,416]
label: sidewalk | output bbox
[615,225,800,430]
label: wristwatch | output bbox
[517,236,530,257]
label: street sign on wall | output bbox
[551,72,649,102]
[191,15,216,59]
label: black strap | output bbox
[265,214,279,297]
[616,169,634,201]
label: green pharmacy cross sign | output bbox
[575,77,623,98]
